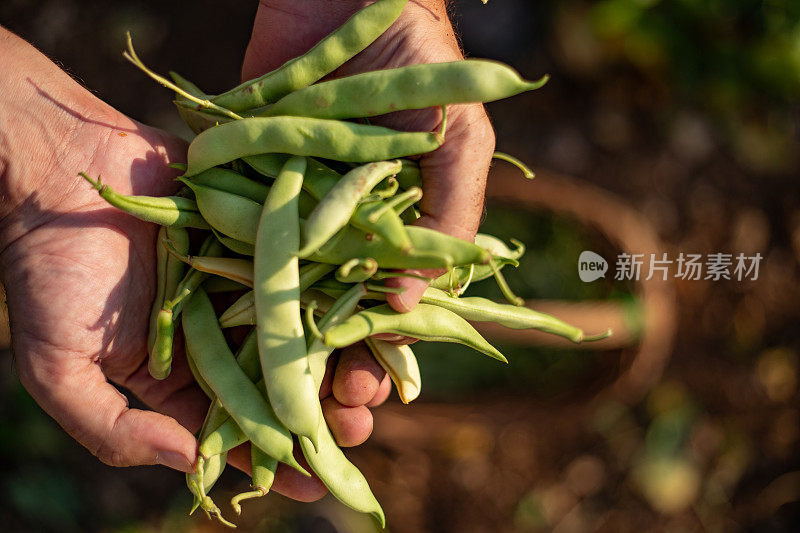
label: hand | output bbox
[0,27,389,501]
[243,0,496,313]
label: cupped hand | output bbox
[0,27,388,502]
[243,0,497,315]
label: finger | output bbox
[16,352,196,472]
[366,373,392,408]
[226,442,328,502]
[242,1,358,81]
[386,105,495,313]
[321,397,373,447]
[333,342,386,407]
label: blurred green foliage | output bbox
[579,0,800,173]
[589,0,800,105]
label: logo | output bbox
[578,251,608,282]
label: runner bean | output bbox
[212,0,409,111]
[254,156,320,447]
[183,288,306,474]
[184,117,443,177]
[262,61,548,120]
[324,303,507,362]
[80,173,208,229]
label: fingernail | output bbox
[156,450,193,472]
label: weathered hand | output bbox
[243,0,496,314]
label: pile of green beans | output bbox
[79,0,610,527]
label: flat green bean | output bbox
[301,288,385,527]
[254,156,320,447]
[183,288,306,474]
[212,0,408,111]
[263,60,548,120]
[324,303,507,362]
[307,283,367,390]
[184,117,443,176]
[80,173,208,229]
[421,287,585,342]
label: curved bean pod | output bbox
[180,179,263,243]
[212,0,408,111]
[263,60,548,120]
[300,161,402,256]
[80,173,208,228]
[301,285,385,528]
[182,288,306,474]
[365,338,421,404]
[147,226,189,379]
[420,287,584,342]
[184,117,442,176]
[324,303,507,362]
[310,225,487,269]
[254,156,320,447]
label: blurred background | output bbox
[1,0,799,531]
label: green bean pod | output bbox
[310,225,488,269]
[169,235,226,316]
[80,172,209,228]
[184,117,443,176]
[169,71,226,134]
[212,0,409,111]
[324,303,507,362]
[302,286,385,527]
[254,156,320,447]
[299,161,402,256]
[183,288,307,475]
[263,60,549,120]
[420,288,584,343]
[395,159,422,189]
[147,226,189,380]
[180,180,263,242]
